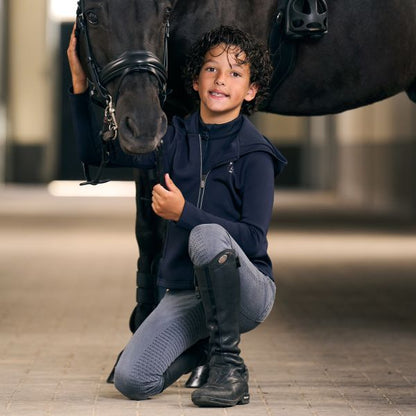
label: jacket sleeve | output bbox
[69,89,102,165]
[176,152,275,258]
[68,89,156,168]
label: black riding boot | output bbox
[162,340,208,390]
[191,250,249,407]
[184,339,210,388]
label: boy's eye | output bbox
[205,67,216,72]
[231,71,242,78]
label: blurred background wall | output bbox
[1,0,415,217]
[5,0,55,182]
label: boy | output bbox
[68,25,286,407]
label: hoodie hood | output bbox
[172,112,287,177]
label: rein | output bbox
[75,0,169,185]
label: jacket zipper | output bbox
[196,134,236,209]
[197,172,210,209]
[196,134,209,209]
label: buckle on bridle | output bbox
[102,95,118,142]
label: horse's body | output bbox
[75,0,416,335]
[77,0,416,154]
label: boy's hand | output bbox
[152,174,185,221]
[67,23,88,94]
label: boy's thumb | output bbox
[165,173,177,191]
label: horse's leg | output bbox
[107,168,166,384]
[130,167,166,331]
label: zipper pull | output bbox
[200,174,207,189]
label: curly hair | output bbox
[183,25,273,115]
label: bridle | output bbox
[75,0,169,185]
[76,0,169,142]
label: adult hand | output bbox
[152,174,185,221]
[67,23,88,94]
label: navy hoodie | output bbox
[70,92,287,289]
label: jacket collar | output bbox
[173,111,287,175]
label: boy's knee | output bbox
[190,223,226,241]
[189,224,230,266]
[114,367,163,400]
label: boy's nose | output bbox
[214,70,226,86]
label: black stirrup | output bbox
[286,0,328,38]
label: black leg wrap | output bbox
[129,271,159,332]
[191,250,249,407]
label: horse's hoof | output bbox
[185,364,209,388]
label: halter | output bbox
[76,0,169,142]
[75,0,169,185]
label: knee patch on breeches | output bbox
[189,224,231,266]
[114,366,164,400]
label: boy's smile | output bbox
[193,44,258,124]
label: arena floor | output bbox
[1,185,415,416]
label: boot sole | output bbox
[193,392,250,407]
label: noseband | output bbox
[76,0,169,142]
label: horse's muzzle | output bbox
[118,112,167,155]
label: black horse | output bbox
[76,0,416,155]
[74,0,416,381]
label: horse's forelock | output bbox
[97,1,169,61]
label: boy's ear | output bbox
[193,79,199,92]
[244,83,259,102]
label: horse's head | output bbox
[76,0,173,154]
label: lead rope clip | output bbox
[102,95,118,142]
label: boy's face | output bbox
[193,44,258,124]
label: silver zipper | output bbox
[198,172,210,208]
[196,134,212,209]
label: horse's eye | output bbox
[85,11,98,25]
